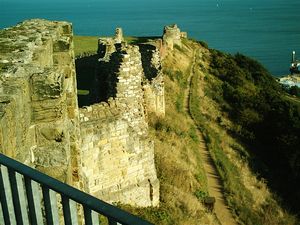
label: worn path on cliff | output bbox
[184,49,237,225]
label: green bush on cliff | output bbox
[288,85,300,97]
[209,49,300,214]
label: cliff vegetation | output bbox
[190,46,300,224]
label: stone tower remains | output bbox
[114,27,124,44]
[162,24,187,50]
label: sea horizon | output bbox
[1,0,299,76]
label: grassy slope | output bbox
[144,39,298,224]
[189,43,299,225]
[122,40,219,225]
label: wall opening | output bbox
[138,44,159,81]
[75,39,162,108]
[75,54,99,107]
[75,46,123,107]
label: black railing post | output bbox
[84,207,100,225]
[108,217,121,225]
[62,195,79,225]
[8,169,30,225]
[42,186,60,225]
[24,177,44,225]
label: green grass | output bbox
[175,93,184,113]
[77,89,90,95]
[73,35,98,56]
[124,36,160,45]
[283,94,300,105]
[73,35,160,56]
[190,67,263,225]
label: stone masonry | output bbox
[79,31,161,206]
[0,19,80,185]
[162,24,187,50]
[0,20,164,207]
[140,45,165,117]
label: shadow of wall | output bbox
[75,54,98,107]
[138,44,159,81]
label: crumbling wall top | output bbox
[163,24,181,40]
[98,27,127,61]
[114,27,124,44]
[162,24,186,50]
[0,19,73,77]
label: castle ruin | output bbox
[78,28,163,206]
[162,24,187,50]
[0,19,185,207]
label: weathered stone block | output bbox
[32,38,53,67]
[61,24,72,35]
[38,126,65,142]
[31,69,64,100]
[53,52,73,65]
[0,96,16,157]
[33,143,69,167]
[31,98,65,124]
[53,38,71,52]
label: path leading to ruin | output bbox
[184,49,237,225]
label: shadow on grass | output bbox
[126,36,161,45]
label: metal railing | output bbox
[0,153,153,225]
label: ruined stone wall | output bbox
[79,45,159,206]
[0,19,80,184]
[141,47,165,116]
[162,24,185,50]
[0,20,162,207]
[114,28,124,44]
[143,75,165,117]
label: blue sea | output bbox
[1,0,300,76]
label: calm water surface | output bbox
[1,0,300,76]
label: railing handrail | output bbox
[0,153,153,225]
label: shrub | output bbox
[198,40,209,49]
